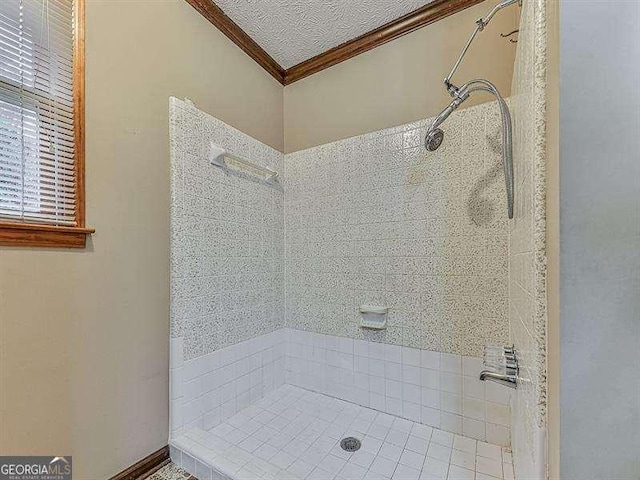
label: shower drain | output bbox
[340,437,361,452]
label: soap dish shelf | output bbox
[359,305,388,330]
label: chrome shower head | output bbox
[425,78,514,219]
[425,128,444,151]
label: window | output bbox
[0,0,92,248]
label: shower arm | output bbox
[444,0,520,96]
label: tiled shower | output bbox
[168,1,547,479]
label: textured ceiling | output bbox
[214,0,434,69]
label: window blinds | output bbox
[0,0,76,226]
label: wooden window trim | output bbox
[0,0,94,249]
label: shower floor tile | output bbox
[172,385,514,480]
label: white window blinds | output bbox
[0,0,77,226]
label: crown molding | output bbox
[185,0,286,84]
[284,0,484,84]
[185,0,484,86]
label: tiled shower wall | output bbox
[285,329,511,446]
[284,101,509,358]
[170,329,511,446]
[170,98,516,446]
[509,0,548,478]
[169,97,284,361]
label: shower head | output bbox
[424,96,464,152]
[425,128,444,151]
[425,78,515,219]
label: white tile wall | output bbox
[170,330,286,440]
[171,328,510,446]
[285,329,510,446]
[283,101,509,358]
[509,0,548,478]
[169,97,284,361]
[168,99,518,473]
[170,97,512,361]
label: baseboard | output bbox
[109,446,170,480]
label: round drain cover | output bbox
[340,437,361,452]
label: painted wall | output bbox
[283,1,519,153]
[560,2,640,478]
[0,1,283,479]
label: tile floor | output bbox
[172,385,514,480]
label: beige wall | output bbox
[0,1,282,478]
[283,1,519,153]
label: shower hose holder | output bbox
[480,345,518,389]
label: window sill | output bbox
[0,221,95,248]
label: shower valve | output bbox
[480,345,518,389]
